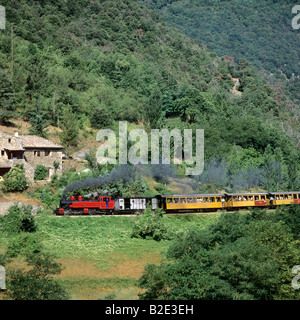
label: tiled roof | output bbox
[18,135,63,149]
[0,131,63,150]
[0,132,24,150]
[0,160,11,168]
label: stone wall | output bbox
[23,149,63,180]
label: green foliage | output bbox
[34,164,49,181]
[53,160,60,173]
[59,105,79,148]
[0,70,17,123]
[0,0,299,194]
[139,210,300,300]
[2,164,28,192]
[131,207,171,241]
[90,107,114,129]
[141,0,300,79]
[6,233,42,258]
[1,203,36,234]
[33,185,61,210]
[6,252,69,300]
[273,205,300,240]
[28,101,50,138]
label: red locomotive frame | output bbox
[58,196,115,215]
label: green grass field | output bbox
[0,212,220,300]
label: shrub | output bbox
[7,233,42,258]
[131,207,171,241]
[2,164,28,192]
[34,164,49,181]
[1,203,36,234]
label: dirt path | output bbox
[231,77,242,96]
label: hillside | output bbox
[140,0,300,78]
[140,0,300,108]
[1,0,300,303]
[0,0,299,195]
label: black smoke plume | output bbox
[62,163,186,199]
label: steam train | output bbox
[54,191,300,215]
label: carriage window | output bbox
[197,197,203,203]
[232,196,237,201]
[261,196,265,200]
[167,198,173,203]
[243,196,248,201]
[174,198,179,203]
[203,197,209,203]
[288,194,292,199]
[284,195,288,199]
[216,197,221,202]
[210,197,215,202]
[187,198,192,203]
[180,198,186,203]
[293,194,298,199]
[255,196,259,201]
[192,197,196,203]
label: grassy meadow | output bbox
[0,212,220,300]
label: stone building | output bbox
[0,131,63,181]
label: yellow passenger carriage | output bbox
[226,193,269,209]
[161,194,226,212]
[270,191,300,206]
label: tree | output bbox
[6,252,69,300]
[90,106,113,129]
[143,89,163,128]
[59,105,79,148]
[2,164,28,192]
[28,101,50,138]
[139,211,300,300]
[0,70,17,123]
[262,145,288,191]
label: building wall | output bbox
[0,132,63,181]
[23,149,63,180]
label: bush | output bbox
[2,164,28,192]
[7,233,42,258]
[33,186,61,209]
[6,252,70,300]
[1,203,36,234]
[131,207,171,241]
[34,164,49,181]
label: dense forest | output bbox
[140,0,300,101]
[0,0,300,195]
